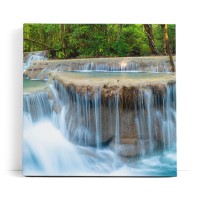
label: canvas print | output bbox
[23,24,176,176]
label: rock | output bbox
[109,138,140,157]
[109,138,157,157]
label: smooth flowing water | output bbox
[23,72,176,176]
[23,51,47,70]
[67,61,171,72]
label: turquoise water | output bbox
[23,78,47,93]
[67,71,174,79]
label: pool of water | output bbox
[23,78,47,93]
[64,71,175,80]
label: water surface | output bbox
[67,71,175,79]
[23,78,47,94]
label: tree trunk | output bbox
[161,24,168,55]
[144,24,159,55]
[117,24,123,41]
[61,24,66,58]
[161,24,175,72]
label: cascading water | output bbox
[71,62,170,72]
[23,92,51,122]
[23,73,176,176]
[23,51,47,70]
[23,56,175,81]
[94,89,102,148]
[134,85,176,155]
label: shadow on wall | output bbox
[10,28,23,171]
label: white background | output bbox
[0,0,200,199]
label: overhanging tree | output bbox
[143,24,159,55]
[161,24,175,72]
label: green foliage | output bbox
[168,24,176,53]
[23,24,176,58]
[153,24,164,53]
[56,51,65,59]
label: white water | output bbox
[23,51,47,70]
[23,114,176,176]
[72,62,171,72]
[134,85,176,154]
[23,79,176,176]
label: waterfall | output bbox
[114,93,120,155]
[134,85,176,155]
[23,79,176,176]
[94,89,102,148]
[50,80,176,153]
[23,51,47,70]
[113,93,120,167]
[51,81,104,147]
[23,81,176,152]
[72,62,170,72]
[23,92,52,122]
